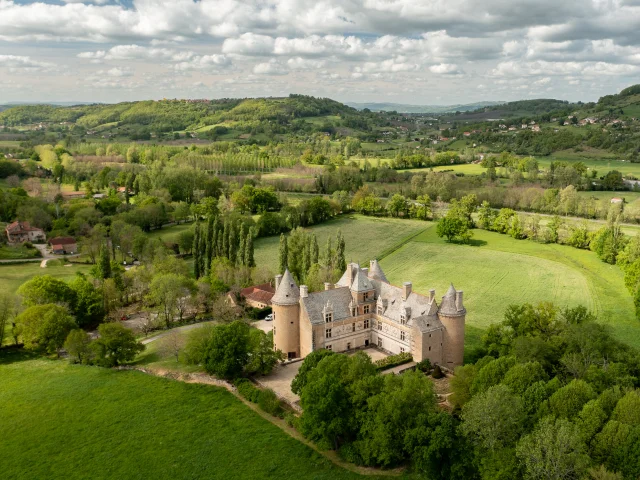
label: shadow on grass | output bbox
[465,239,488,247]
[0,345,40,366]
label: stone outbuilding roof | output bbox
[272,269,300,305]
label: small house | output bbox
[5,221,46,243]
[49,237,78,255]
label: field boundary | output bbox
[376,224,432,261]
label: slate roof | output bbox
[272,269,300,305]
[351,269,374,292]
[368,259,388,283]
[301,287,354,325]
[438,284,466,316]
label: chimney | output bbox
[300,285,308,298]
[429,289,435,303]
[370,259,377,272]
[275,274,282,290]
[324,282,333,291]
[456,291,464,311]
[346,263,355,283]
[362,267,369,277]
[403,282,412,300]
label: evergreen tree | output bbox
[193,222,201,279]
[216,226,224,258]
[279,234,288,273]
[212,217,220,258]
[303,236,311,274]
[238,224,246,266]
[228,221,237,264]
[199,228,207,275]
[205,216,214,275]
[335,230,346,272]
[246,228,255,268]
[222,221,229,261]
[324,237,333,269]
[97,242,111,280]
[311,234,319,265]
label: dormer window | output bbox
[377,305,384,315]
[363,292,369,301]
[325,312,333,323]
[400,314,406,325]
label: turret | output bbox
[272,269,301,360]
[437,284,466,367]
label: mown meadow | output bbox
[0,352,386,480]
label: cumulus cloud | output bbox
[2,0,640,102]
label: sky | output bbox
[1,0,640,105]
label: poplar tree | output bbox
[336,230,346,273]
[237,224,246,266]
[228,222,237,264]
[199,228,207,275]
[279,234,288,273]
[245,228,255,268]
[97,243,111,280]
[205,216,214,275]
[311,234,319,265]
[303,235,311,274]
[193,222,201,279]
[216,227,224,258]
[222,221,229,261]
[325,237,333,269]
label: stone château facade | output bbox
[272,260,466,367]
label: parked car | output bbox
[265,314,274,321]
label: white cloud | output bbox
[253,60,289,75]
[429,63,464,75]
[0,55,56,73]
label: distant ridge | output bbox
[346,101,503,114]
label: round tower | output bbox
[272,269,301,360]
[437,284,466,367]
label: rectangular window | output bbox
[429,346,431,351]
[363,292,369,301]
[325,313,333,323]
[378,338,383,348]
[401,331,406,341]
[352,323,356,332]
[364,319,370,329]
[377,306,383,315]
[378,322,382,331]
[273,326,276,336]
[363,305,370,314]
[400,315,406,325]
[325,328,332,339]
[326,344,332,351]
[400,347,405,353]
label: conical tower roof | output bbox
[351,268,374,292]
[272,269,300,305]
[369,259,389,283]
[438,283,465,316]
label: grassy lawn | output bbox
[380,226,638,352]
[0,244,40,260]
[146,222,194,244]
[539,149,640,177]
[0,354,377,480]
[254,215,429,272]
[0,262,92,295]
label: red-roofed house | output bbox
[48,236,78,255]
[233,283,276,309]
[5,221,46,243]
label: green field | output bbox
[0,262,92,295]
[381,227,637,352]
[0,354,376,480]
[146,222,194,244]
[254,215,429,272]
[539,149,640,177]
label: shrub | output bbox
[284,412,300,429]
[257,389,281,415]
[374,351,413,370]
[432,365,445,379]
[258,388,283,417]
[236,379,261,403]
[416,358,432,373]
